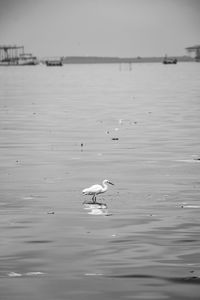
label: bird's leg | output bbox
[92,195,95,203]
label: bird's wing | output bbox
[82,184,102,194]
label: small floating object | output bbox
[23,196,34,200]
[8,272,22,277]
[112,138,119,141]
[47,211,55,214]
[176,159,197,163]
[8,271,45,277]
[181,205,200,209]
[26,272,45,276]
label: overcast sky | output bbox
[0,0,199,57]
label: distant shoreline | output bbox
[62,55,194,64]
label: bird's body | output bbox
[82,179,114,203]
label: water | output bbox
[0,62,200,299]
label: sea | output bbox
[0,62,200,300]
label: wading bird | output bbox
[82,179,114,204]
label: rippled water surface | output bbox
[0,63,200,299]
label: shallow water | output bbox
[0,62,200,299]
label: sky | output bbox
[0,0,199,58]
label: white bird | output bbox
[82,179,114,204]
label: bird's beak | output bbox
[108,181,114,185]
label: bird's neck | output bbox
[102,181,108,191]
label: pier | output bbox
[0,45,24,65]
[0,45,38,65]
[186,45,200,62]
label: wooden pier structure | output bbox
[186,45,200,62]
[0,44,38,65]
[0,45,24,64]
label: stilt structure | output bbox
[185,45,200,62]
[0,45,24,65]
[0,45,38,65]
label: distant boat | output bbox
[163,56,177,64]
[18,53,39,65]
[45,58,63,66]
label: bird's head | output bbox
[104,179,114,185]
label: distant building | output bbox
[185,45,200,62]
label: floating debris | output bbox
[181,205,200,209]
[47,211,55,214]
[176,159,198,163]
[8,271,45,278]
[23,196,34,200]
[8,272,22,277]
